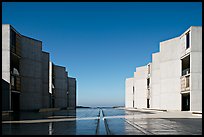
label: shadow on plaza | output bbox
[2,109,77,135]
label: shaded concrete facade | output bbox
[53,65,68,109]
[2,24,77,111]
[68,77,77,109]
[125,26,202,112]
[20,35,43,110]
[42,52,51,108]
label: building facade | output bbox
[125,26,202,112]
[2,24,77,112]
[53,65,68,109]
[68,77,77,110]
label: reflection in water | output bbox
[49,122,52,135]
[2,108,202,135]
[2,109,78,135]
[12,111,20,120]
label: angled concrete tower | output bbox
[125,26,202,112]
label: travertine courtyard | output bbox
[2,108,202,135]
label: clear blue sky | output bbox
[3,2,202,107]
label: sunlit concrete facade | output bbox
[125,26,202,112]
[2,24,77,111]
[134,66,148,109]
[125,78,134,108]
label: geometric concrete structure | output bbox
[2,24,15,111]
[158,37,181,111]
[134,66,149,109]
[68,77,77,110]
[20,34,44,111]
[125,78,134,108]
[53,65,68,109]
[42,51,51,109]
[181,26,202,112]
[2,24,77,111]
[125,26,202,112]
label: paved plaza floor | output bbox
[2,108,202,135]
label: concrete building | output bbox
[53,65,68,109]
[68,77,77,110]
[42,52,51,108]
[2,24,77,111]
[20,34,44,111]
[125,26,202,112]
[134,66,148,109]
[125,78,134,108]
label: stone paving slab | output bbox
[2,108,202,135]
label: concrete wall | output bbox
[189,27,202,112]
[159,37,181,110]
[68,77,76,109]
[42,51,50,108]
[125,26,202,112]
[2,24,75,111]
[125,78,134,108]
[49,61,53,95]
[53,65,68,108]
[151,52,161,109]
[20,36,43,111]
[2,24,11,111]
[134,66,148,108]
[66,72,69,108]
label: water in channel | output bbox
[97,109,107,135]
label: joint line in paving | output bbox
[125,119,154,135]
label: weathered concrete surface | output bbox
[189,27,202,112]
[125,26,202,112]
[20,35,43,111]
[42,51,50,108]
[53,65,68,109]
[2,24,11,111]
[68,77,77,109]
[159,37,181,110]
[151,52,161,109]
[134,66,148,108]
[2,24,75,112]
[125,78,134,108]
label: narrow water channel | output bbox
[97,109,107,135]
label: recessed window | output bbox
[10,29,16,53]
[147,78,150,89]
[181,55,190,76]
[186,32,190,49]
[148,65,150,74]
